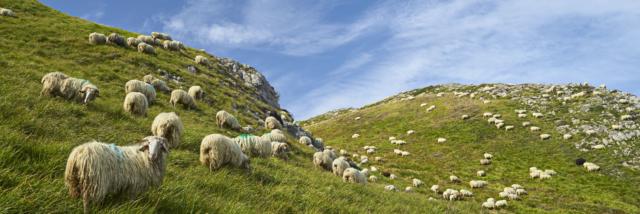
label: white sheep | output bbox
[384,185,397,191]
[125,80,156,103]
[469,180,487,188]
[137,35,158,46]
[0,8,16,17]
[584,162,600,172]
[401,151,410,156]
[200,134,250,171]
[518,113,527,118]
[450,175,460,183]
[88,32,106,45]
[522,121,531,127]
[369,175,378,182]
[621,115,633,120]
[482,200,495,209]
[540,134,551,140]
[460,189,473,197]
[437,137,447,143]
[195,55,209,66]
[505,125,514,131]
[170,89,196,109]
[407,130,415,135]
[127,37,141,47]
[151,32,172,40]
[188,86,204,100]
[343,168,367,184]
[563,134,573,140]
[41,72,68,97]
[261,129,287,143]
[106,33,126,46]
[370,166,379,172]
[530,126,541,132]
[265,116,282,130]
[516,189,528,195]
[495,200,508,208]
[405,187,414,193]
[233,134,272,158]
[484,153,493,159]
[462,114,470,120]
[137,42,155,54]
[313,149,337,170]
[483,112,493,117]
[60,77,100,104]
[389,174,397,180]
[123,92,148,116]
[480,158,491,165]
[426,105,436,112]
[271,142,290,160]
[374,157,383,163]
[532,112,544,118]
[431,185,440,193]
[299,136,312,145]
[162,40,183,51]
[477,170,486,177]
[412,178,423,187]
[332,157,351,177]
[352,133,360,139]
[151,79,171,93]
[151,112,184,148]
[65,136,169,213]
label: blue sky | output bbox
[42,0,640,119]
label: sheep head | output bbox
[241,153,251,170]
[81,85,99,104]
[140,136,169,161]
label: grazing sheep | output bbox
[162,40,182,51]
[437,138,447,143]
[443,189,461,201]
[483,112,493,117]
[522,121,531,127]
[516,189,528,195]
[369,175,378,182]
[484,153,493,159]
[532,112,544,118]
[265,116,282,130]
[482,199,495,209]
[431,185,440,193]
[518,113,527,118]
[151,112,184,148]
[576,158,586,166]
[544,169,557,176]
[106,33,126,46]
[480,159,491,165]
[621,115,633,120]
[60,77,100,104]
[170,89,197,109]
[262,129,287,143]
[143,74,155,84]
[343,168,367,184]
[123,92,148,116]
[495,123,505,129]
[412,178,423,187]
[426,105,436,112]
[530,126,541,132]
[313,149,337,170]
[138,42,155,54]
[584,162,600,172]
[495,200,508,208]
[352,133,360,139]
[354,116,361,120]
[401,151,410,157]
[195,55,209,65]
[540,134,551,140]
[299,136,312,145]
[271,142,290,160]
[460,189,473,197]
[0,8,16,17]
[216,110,241,130]
[200,134,250,171]
[563,134,573,140]
[505,125,514,131]
[420,103,427,107]
[233,134,272,158]
[41,71,68,97]
[88,32,106,45]
[370,166,378,172]
[462,114,470,120]
[125,80,156,103]
[151,79,171,93]
[477,170,486,177]
[450,175,460,183]
[405,187,414,193]
[151,32,172,40]
[187,86,204,100]
[511,184,523,189]
[469,180,487,188]
[65,136,169,213]
[126,37,141,47]
[407,130,415,135]
[374,157,383,163]
[384,185,396,191]
[389,174,397,180]
[137,35,157,45]
[332,157,351,177]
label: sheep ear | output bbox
[138,141,149,151]
[160,141,169,153]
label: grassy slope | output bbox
[303,91,640,213]
[0,1,455,213]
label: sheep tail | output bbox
[64,155,82,198]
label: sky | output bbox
[41,0,640,119]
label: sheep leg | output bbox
[82,193,90,214]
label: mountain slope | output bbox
[303,84,640,213]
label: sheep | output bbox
[106,33,126,46]
[518,113,527,118]
[450,175,460,183]
[522,121,531,127]
[483,112,493,117]
[529,170,541,179]
[563,134,573,140]
[265,116,282,130]
[401,151,410,156]
[138,42,155,54]
[271,142,290,160]
[511,184,523,189]
[493,114,502,119]
[151,79,171,93]
[151,112,184,148]
[389,174,397,180]
[123,92,148,116]
[412,178,423,187]
[332,157,351,177]
[437,137,447,143]
[516,189,528,195]
[195,55,210,65]
[299,136,312,145]
[188,86,204,100]
[544,169,557,176]
[369,175,378,182]
[352,133,360,139]
[151,32,172,40]
[370,166,378,172]
[137,35,158,45]
[313,149,337,170]
[374,157,383,163]
[389,136,396,141]
[354,116,361,120]
[540,134,551,140]
[361,168,370,177]
[143,74,155,84]
[505,125,514,131]
[469,180,487,188]
[482,200,495,209]
[532,112,544,118]
[488,117,497,124]
[64,136,169,213]
[126,37,141,47]
[420,103,427,107]
[431,185,440,193]
[530,126,541,131]
[360,156,369,164]
[41,71,68,97]
[507,193,521,200]
[125,80,156,103]
[170,89,197,109]
[477,170,486,177]
[584,162,600,172]
[200,134,250,171]
[426,105,436,112]
[495,200,508,208]
[621,115,633,120]
[460,189,473,197]
[503,187,516,194]
[480,158,491,165]
[262,129,287,143]
[405,187,414,193]
[484,153,493,159]
[88,32,106,45]
[384,185,397,191]
[342,168,367,184]
[443,189,461,201]
[233,134,272,158]
[216,110,241,130]
[0,8,16,17]
[60,77,100,104]
[462,114,470,120]
[407,130,415,135]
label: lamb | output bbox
[469,180,487,188]
[127,37,141,47]
[342,168,367,184]
[151,32,172,41]
[583,162,600,171]
[313,149,337,170]
[195,55,209,66]
[125,80,156,103]
[60,77,100,104]
[216,110,241,130]
[265,116,282,130]
[412,178,423,187]
[41,71,68,97]
[88,32,106,45]
[477,170,486,177]
[0,8,16,17]
[170,89,197,109]
[540,134,551,140]
[200,134,250,171]
[123,92,148,116]
[270,142,290,160]
[151,112,184,148]
[480,158,491,165]
[299,136,312,145]
[233,134,272,158]
[332,157,351,177]
[138,42,155,54]
[106,33,126,46]
[450,175,460,183]
[64,136,169,213]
